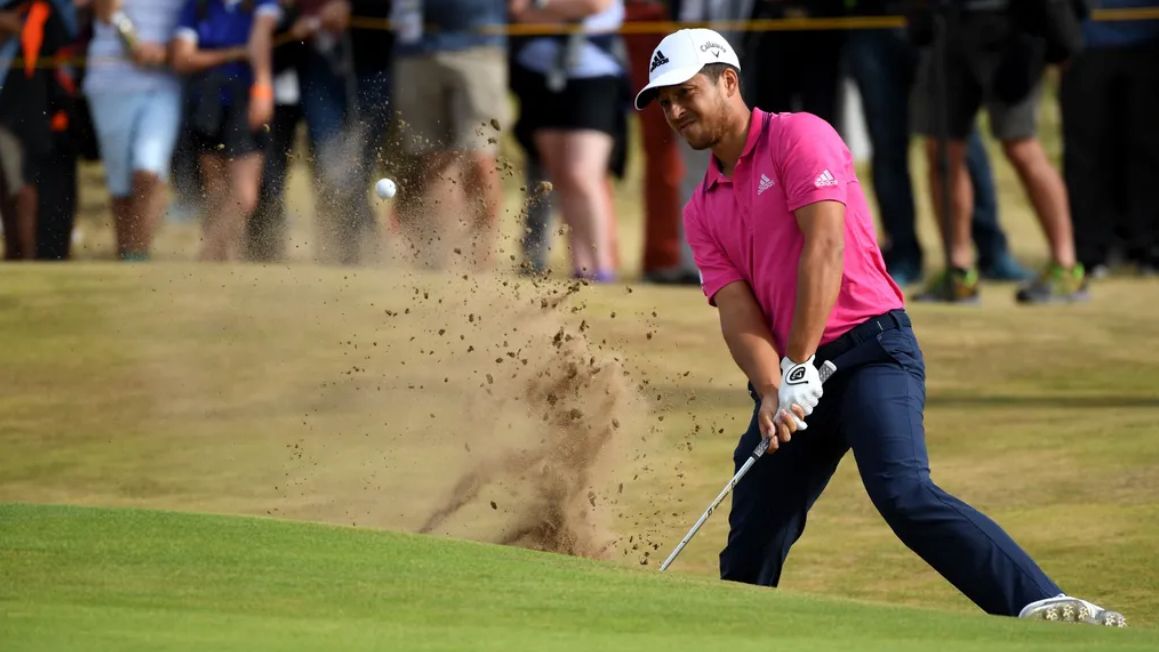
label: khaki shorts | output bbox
[0,127,24,198]
[394,47,509,155]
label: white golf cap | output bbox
[634,28,741,111]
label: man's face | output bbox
[656,72,730,150]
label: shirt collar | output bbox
[705,108,766,190]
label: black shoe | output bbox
[643,267,700,286]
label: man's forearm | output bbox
[172,44,247,74]
[247,17,275,89]
[717,284,782,396]
[786,237,843,363]
[94,0,121,23]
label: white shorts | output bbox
[87,85,182,197]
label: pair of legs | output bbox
[519,157,624,278]
[845,29,1019,281]
[926,136,1075,271]
[721,319,1061,615]
[249,51,368,265]
[36,134,79,261]
[198,152,263,261]
[393,47,506,269]
[915,12,1076,275]
[0,183,37,260]
[624,0,690,278]
[109,172,168,260]
[1061,45,1159,270]
[88,87,183,260]
[396,149,501,269]
[0,124,36,258]
[533,128,617,279]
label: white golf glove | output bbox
[777,355,823,430]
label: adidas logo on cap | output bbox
[650,50,671,73]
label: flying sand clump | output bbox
[413,278,645,559]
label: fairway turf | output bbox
[1,263,1158,628]
[3,84,1157,643]
[2,503,1155,651]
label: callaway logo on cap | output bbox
[634,28,742,110]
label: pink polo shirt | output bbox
[684,108,904,355]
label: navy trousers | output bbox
[719,311,1061,616]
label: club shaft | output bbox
[659,452,759,571]
[659,360,836,572]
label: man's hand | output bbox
[131,41,168,67]
[777,355,822,429]
[758,394,806,451]
[248,97,273,131]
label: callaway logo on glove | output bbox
[777,355,823,430]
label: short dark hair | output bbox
[700,63,740,83]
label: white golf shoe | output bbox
[1018,594,1127,627]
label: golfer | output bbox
[635,28,1124,626]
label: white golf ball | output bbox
[375,178,397,199]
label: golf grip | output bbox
[658,360,837,572]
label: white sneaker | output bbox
[1019,594,1127,627]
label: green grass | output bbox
[2,503,1155,651]
[1,263,1158,634]
[2,83,1156,646]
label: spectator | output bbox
[510,0,626,282]
[172,0,279,261]
[913,1,1084,303]
[390,0,507,269]
[348,0,392,261]
[86,0,185,261]
[742,0,846,128]
[248,1,366,264]
[624,0,697,284]
[246,23,302,263]
[670,0,747,278]
[1062,0,1159,275]
[349,0,391,186]
[843,0,1027,286]
[0,0,76,260]
[37,11,91,260]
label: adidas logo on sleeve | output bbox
[814,169,838,188]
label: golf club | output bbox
[659,360,838,572]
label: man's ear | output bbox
[723,68,740,98]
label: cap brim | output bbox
[633,65,704,111]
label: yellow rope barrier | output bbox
[7,8,1159,71]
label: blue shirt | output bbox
[1083,1,1159,48]
[393,0,506,57]
[175,0,282,83]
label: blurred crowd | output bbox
[0,0,1157,298]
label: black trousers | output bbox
[35,133,77,261]
[721,311,1061,616]
[1061,46,1159,267]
